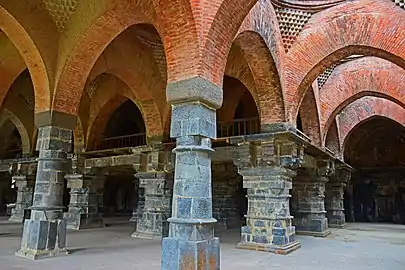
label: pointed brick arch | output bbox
[0,3,59,112]
[86,73,163,149]
[338,97,405,151]
[0,108,31,155]
[285,0,405,121]
[321,57,405,142]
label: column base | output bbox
[161,237,220,270]
[8,216,24,223]
[295,229,331,238]
[328,221,347,229]
[16,219,67,260]
[131,230,162,240]
[64,212,104,230]
[236,240,301,255]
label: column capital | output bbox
[232,132,305,171]
[9,161,37,178]
[316,159,335,177]
[138,148,174,173]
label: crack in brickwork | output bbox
[275,7,312,52]
[393,0,405,9]
[42,0,79,32]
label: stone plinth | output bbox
[16,126,72,260]
[130,179,145,223]
[64,173,105,230]
[326,167,351,228]
[132,171,171,239]
[161,99,220,270]
[232,133,305,255]
[292,161,334,237]
[9,162,37,222]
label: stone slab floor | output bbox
[0,217,404,270]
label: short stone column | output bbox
[292,160,334,237]
[232,135,304,255]
[161,96,221,269]
[0,172,9,215]
[64,167,105,230]
[129,179,145,223]
[132,171,171,239]
[325,167,351,228]
[16,125,72,260]
[9,162,37,222]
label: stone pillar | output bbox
[0,172,9,215]
[132,171,171,239]
[232,135,304,255]
[129,179,145,223]
[9,162,37,222]
[161,83,221,269]
[212,163,240,229]
[64,156,105,230]
[325,167,351,228]
[292,160,334,237]
[16,125,72,260]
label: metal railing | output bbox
[217,118,260,138]
[96,133,147,150]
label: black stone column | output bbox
[161,77,222,270]
[16,125,72,259]
[292,160,334,237]
[326,167,351,228]
[232,136,304,255]
[132,171,171,239]
[130,178,145,223]
[9,162,37,222]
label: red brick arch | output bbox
[0,4,56,112]
[338,97,405,151]
[299,85,321,146]
[321,57,405,142]
[53,0,197,115]
[0,108,31,154]
[86,73,163,149]
[285,0,405,122]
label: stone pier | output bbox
[161,83,221,270]
[325,166,351,228]
[292,160,334,237]
[9,161,37,222]
[130,178,145,223]
[64,155,105,230]
[16,124,72,260]
[132,170,172,239]
[0,172,9,215]
[232,131,304,255]
[212,162,241,229]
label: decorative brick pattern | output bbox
[42,0,78,32]
[317,65,337,89]
[393,0,405,9]
[275,7,312,52]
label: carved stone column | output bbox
[292,160,333,237]
[129,179,145,223]
[64,155,105,230]
[232,134,304,255]
[161,80,222,270]
[9,162,37,222]
[325,166,351,228]
[16,125,72,259]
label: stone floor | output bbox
[0,217,404,270]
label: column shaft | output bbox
[161,101,220,270]
[16,126,72,260]
[326,168,351,228]
[9,162,36,222]
[292,173,330,237]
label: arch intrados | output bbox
[0,108,31,154]
[292,45,405,121]
[323,91,405,144]
[0,7,49,112]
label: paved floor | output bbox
[0,217,404,270]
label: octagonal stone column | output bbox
[161,78,222,270]
[232,135,304,255]
[16,124,72,260]
[9,161,37,222]
[325,166,351,228]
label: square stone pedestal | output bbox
[16,219,68,260]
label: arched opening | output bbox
[0,120,22,159]
[216,76,260,139]
[296,113,303,132]
[92,99,146,151]
[344,117,405,224]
